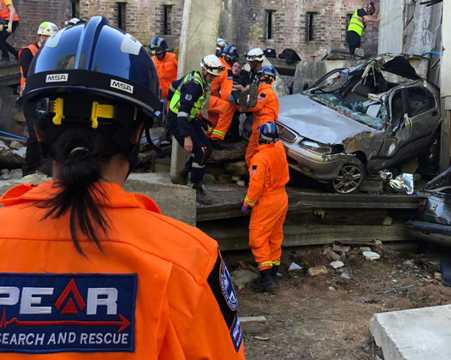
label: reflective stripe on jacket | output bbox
[169,72,205,120]
[348,9,364,36]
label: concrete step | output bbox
[370,305,451,360]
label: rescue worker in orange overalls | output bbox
[240,65,279,168]
[19,22,59,177]
[150,36,178,100]
[241,122,289,292]
[207,45,237,148]
[0,16,245,359]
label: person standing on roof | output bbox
[241,122,289,292]
[240,65,280,167]
[150,36,178,100]
[347,2,380,57]
[0,0,19,62]
[2,16,245,359]
[19,22,59,177]
[168,54,225,205]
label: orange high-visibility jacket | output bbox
[244,143,289,207]
[19,43,39,96]
[152,52,178,100]
[244,83,279,131]
[0,0,19,21]
[0,181,245,359]
[211,57,232,98]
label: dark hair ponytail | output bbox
[37,127,115,255]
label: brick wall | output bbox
[8,0,379,60]
[7,0,71,51]
[224,0,380,61]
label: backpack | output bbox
[278,48,301,64]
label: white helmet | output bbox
[200,54,225,76]
[246,48,265,62]
[37,22,59,36]
[216,38,228,50]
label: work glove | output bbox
[198,116,213,131]
[241,204,251,214]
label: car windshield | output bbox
[307,93,388,130]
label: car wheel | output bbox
[330,158,366,194]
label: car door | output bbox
[404,85,440,153]
[377,88,413,162]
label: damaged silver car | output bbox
[277,55,441,194]
[406,167,451,247]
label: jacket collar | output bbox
[0,180,161,213]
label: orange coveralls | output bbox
[208,57,236,140]
[244,143,289,271]
[0,181,245,359]
[242,83,280,167]
[152,52,178,100]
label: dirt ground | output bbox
[237,245,451,360]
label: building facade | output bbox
[8,0,379,61]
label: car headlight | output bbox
[299,139,341,155]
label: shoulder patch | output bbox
[185,93,193,101]
[251,165,258,175]
[227,69,233,80]
[0,273,137,354]
[207,255,237,330]
[260,93,267,98]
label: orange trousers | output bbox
[208,95,236,140]
[249,189,288,270]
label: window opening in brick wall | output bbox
[347,14,353,24]
[307,12,316,41]
[71,0,79,18]
[117,2,126,31]
[164,5,173,35]
[266,10,275,40]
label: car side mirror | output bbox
[303,83,309,91]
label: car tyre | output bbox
[330,158,366,194]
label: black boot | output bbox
[193,181,213,205]
[270,265,280,283]
[250,269,276,293]
[170,166,189,185]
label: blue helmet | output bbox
[150,36,168,54]
[222,45,239,64]
[259,122,279,144]
[257,65,277,82]
[18,16,161,119]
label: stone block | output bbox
[370,305,451,360]
[224,160,249,176]
[209,141,247,162]
[126,173,196,226]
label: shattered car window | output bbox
[308,93,388,130]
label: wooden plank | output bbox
[200,223,413,251]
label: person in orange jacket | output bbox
[150,36,178,100]
[241,122,289,292]
[207,45,238,147]
[0,16,245,359]
[241,65,280,168]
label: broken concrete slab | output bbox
[370,305,451,360]
[240,316,269,335]
[209,141,247,162]
[224,160,249,176]
[231,269,259,290]
[126,173,196,226]
[308,266,328,276]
